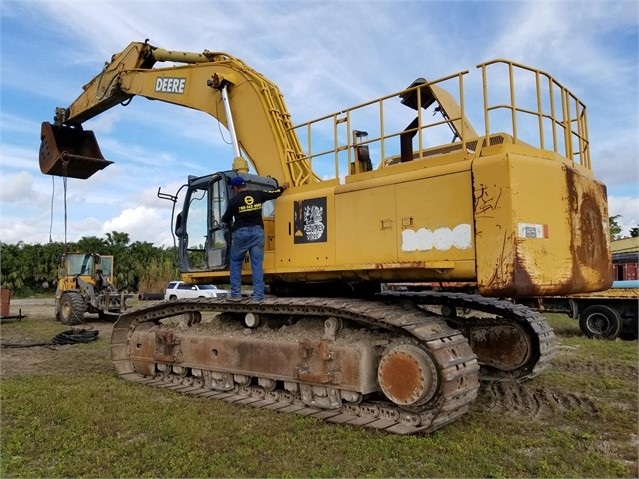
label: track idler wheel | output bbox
[467,322,534,371]
[377,343,439,408]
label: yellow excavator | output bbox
[39,40,611,434]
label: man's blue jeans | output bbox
[229,225,265,300]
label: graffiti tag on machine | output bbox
[474,183,502,215]
[294,197,327,243]
[402,224,472,251]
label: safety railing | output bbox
[287,59,590,182]
[478,59,590,169]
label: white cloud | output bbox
[0,145,42,175]
[591,129,639,197]
[0,171,40,203]
[0,113,38,136]
[0,217,50,245]
[101,206,173,246]
[487,2,636,79]
[609,196,639,237]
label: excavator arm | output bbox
[40,40,315,185]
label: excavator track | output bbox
[111,297,480,435]
[379,291,557,381]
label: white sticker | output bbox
[401,224,472,252]
[518,223,548,238]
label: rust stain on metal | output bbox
[481,231,540,297]
[566,166,612,292]
[154,329,180,362]
[378,351,421,403]
[509,250,538,296]
[468,324,532,371]
[127,329,367,389]
[297,339,339,384]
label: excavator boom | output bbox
[39,40,314,184]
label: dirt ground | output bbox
[0,299,116,378]
[1,298,636,424]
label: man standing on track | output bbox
[222,176,290,301]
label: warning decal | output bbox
[518,223,549,239]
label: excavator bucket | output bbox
[39,122,113,179]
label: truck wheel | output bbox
[579,305,622,340]
[59,292,86,325]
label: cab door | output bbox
[99,256,114,282]
[176,175,230,272]
[206,177,230,269]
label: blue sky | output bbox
[1,0,637,247]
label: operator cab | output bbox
[174,171,279,272]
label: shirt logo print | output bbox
[244,196,255,206]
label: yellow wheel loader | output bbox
[55,252,132,325]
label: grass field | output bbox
[1,302,637,478]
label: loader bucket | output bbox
[39,122,113,179]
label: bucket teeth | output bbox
[39,122,112,179]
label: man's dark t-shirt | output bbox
[222,187,285,231]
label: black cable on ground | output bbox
[51,329,99,345]
[1,329,99,348]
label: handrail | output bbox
[478,59,590,168]
[286,58,590,182]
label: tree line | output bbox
[0,231,179,297]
